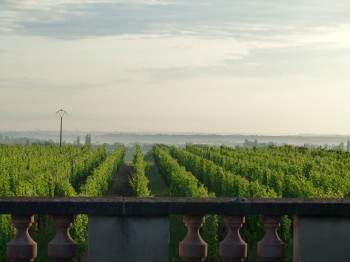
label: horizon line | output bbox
[1,130,350,137]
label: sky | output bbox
[1,0,350,135]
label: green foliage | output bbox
[214,145,348,197]
[0,215,13,260]
[80,145,125,196]
[73,145,125,255]
[170,146,276,198]
[130,144,151,197]
[70,145,107,192]
[0,144,107,197]
[70,214,89,258]
[153,145,210,197]
[166,146,276,261]
[3,142,350,261]
[174,144,350,261]
[186,146,342,198]
[153,145,219,261]
[0,144,119,261]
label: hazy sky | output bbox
[1,0,350,134]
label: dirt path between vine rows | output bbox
[108,162,134,196]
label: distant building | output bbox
[77,136,80,146]
[243,139,258,148]
[85,134,91,145]
[347,140,350,151]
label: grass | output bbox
[145,156,186,261]
[145,162,170,197]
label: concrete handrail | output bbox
[1,197,350,215]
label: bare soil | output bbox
[108,162,134,196]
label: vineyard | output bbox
[1,143,350,261]
[0,144,125,261]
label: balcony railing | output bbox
[1,197,350,262]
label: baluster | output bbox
[179,215,207,262]
[257,216,284,262]
[7,214,37,262]
[48,215,76,262]
[219,216,247,262]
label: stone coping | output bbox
[0,197,350,216]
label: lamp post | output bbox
[56,109,67,147]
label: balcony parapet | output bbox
[2,197,350,261]
[1,197,350,216]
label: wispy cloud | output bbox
[1,0,350,133]
[0,76,130,94]
[2,0,350,40]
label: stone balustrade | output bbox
[1,197,350,261]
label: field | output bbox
[0,144,125,261]
[1,143,350,261]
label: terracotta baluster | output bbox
[7,215,37,262]
[179,215,208,262]
[48,215,76,262]
[219,216,247,262]
[257,216,284,262]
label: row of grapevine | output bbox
[0,144,107,197]
[221,145,350,197]
[153,145,210,197]
[80,145,125,196]
[171,144,350,261]
[0,144,125,261]
[169,146,276,198]
[130,144,152,197]
[74,145,125,256]
[187,145,348,197]
[152,145,219,261]
[70,145,107,191]
[166,146,291,261]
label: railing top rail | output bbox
[1,197,350,216]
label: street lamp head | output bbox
[56,109,67,118]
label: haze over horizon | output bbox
[2,129,350,138]
[1,0,350,135]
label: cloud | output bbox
[0,76,130,95]
[0,0,182,38]
[1,0,350,40]
[2,1,350,85]
[127,21,350,82]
